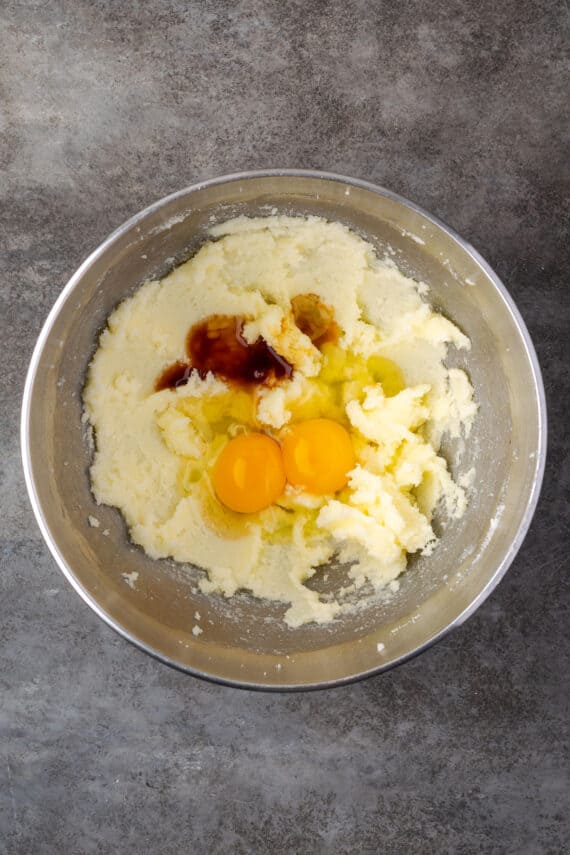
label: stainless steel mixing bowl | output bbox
[21,170,546,690]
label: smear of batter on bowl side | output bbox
[83,215,477,627]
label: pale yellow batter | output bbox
[84,216,477,627]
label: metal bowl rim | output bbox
[20,168,548,691]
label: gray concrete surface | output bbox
[1,1,568,852]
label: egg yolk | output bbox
[212,433,286,513]
[281,418,355,495]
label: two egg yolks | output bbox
[212,419,355,513]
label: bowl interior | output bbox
[23,173,544,688]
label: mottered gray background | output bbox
[1,1,568,852]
